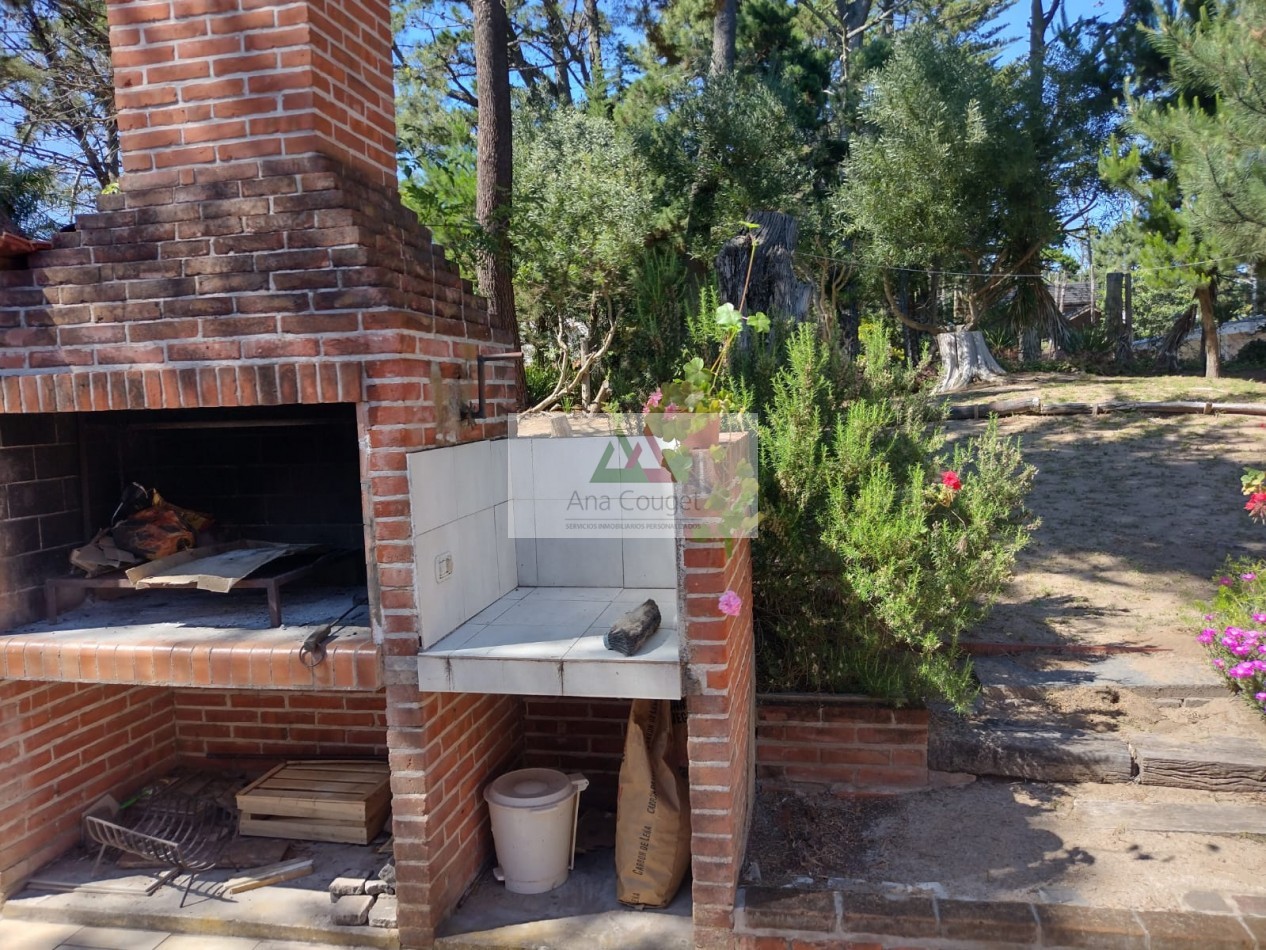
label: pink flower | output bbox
[718,590,742,617]
[642,389,663,414]
[1213,658,1226,669]
[940,470,962,492]
[1256,692,1266,703]
[1243,572,1258,582]
[1204,613,1217,621]
[1253,613,1266,623]
[663,403,681,417]
[1220,577,1233,586]
[1197,628,1216,645]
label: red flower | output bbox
[940,470,962,492]
[1246,492,1266,514]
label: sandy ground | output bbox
[751,780,1266,911]
[750,374,1266,905]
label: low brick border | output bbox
[735,886,1266,948]
[756,694,929,794]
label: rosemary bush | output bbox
[750,323,1036,708]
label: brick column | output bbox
[681,520,756,946]
[106,0,397,188]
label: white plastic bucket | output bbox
[484,768,589,894]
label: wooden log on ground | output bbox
[946,397,1040,420]
[1211,402,1266,416]
[1132,737,1266,792]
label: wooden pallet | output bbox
[236,761,391,845]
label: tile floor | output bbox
[0,921,379,950]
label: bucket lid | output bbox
[484,768,578,809]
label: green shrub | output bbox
[750,324,1036,708]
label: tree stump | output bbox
[934,330,1007,394]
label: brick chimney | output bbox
[108,0,397,189]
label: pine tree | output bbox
[1131,0,1266,263]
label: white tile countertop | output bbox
[417,587,681,699]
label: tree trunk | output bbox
[715,211,813,323]
[541,0,573,105]
[1105,271,1130,364]
[934,330,1007,394]
[1195,282,1221,379]
[584,0,603,93]
[474,0,522,403]
[710,0,737,76]
[1021,328,1041,363]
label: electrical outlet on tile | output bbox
[435,552,454,583]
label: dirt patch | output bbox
[749,779,1266,911]
[747,787,900,884]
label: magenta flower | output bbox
[1213,658,1226,669]
[1220,576,1234,586]
[1198,628,1216,645]
[1256,692,1266,703]
[1244,573,1259,582]
[1204,613,1217,621]
[1253,613,1266,623]
[718,590,742,617]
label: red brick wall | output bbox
[756,700,929,794]
[0,680,177,896]
[522,698,630,809]
[682,531,756,949]
[385,689,522,945]
[0,414,82,629]
[106,0,397,187]
[172,688,387,763]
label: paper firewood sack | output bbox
[615,699,691,907]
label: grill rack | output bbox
[85,793,234,905]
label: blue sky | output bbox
[993,0,1126,59]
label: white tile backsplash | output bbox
[408,446,458,536]
[493,503,518,598]
[535,538,625,587]
[621,537,677,588]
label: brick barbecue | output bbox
[0,2,757,947]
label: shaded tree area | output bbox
[0,0,116,222]
[12,0,1266,396]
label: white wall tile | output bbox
[455,507,500,624]
[622,537,677,588]
[535,538,624,587]
[451,440,492,520]
[515,538,538,585]
[408,447,457,536]
[414,521,462,649]
[493,502,518,598]
[507,438,535,504]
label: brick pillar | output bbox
[680,441,757,949]
[106,0,397,188]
